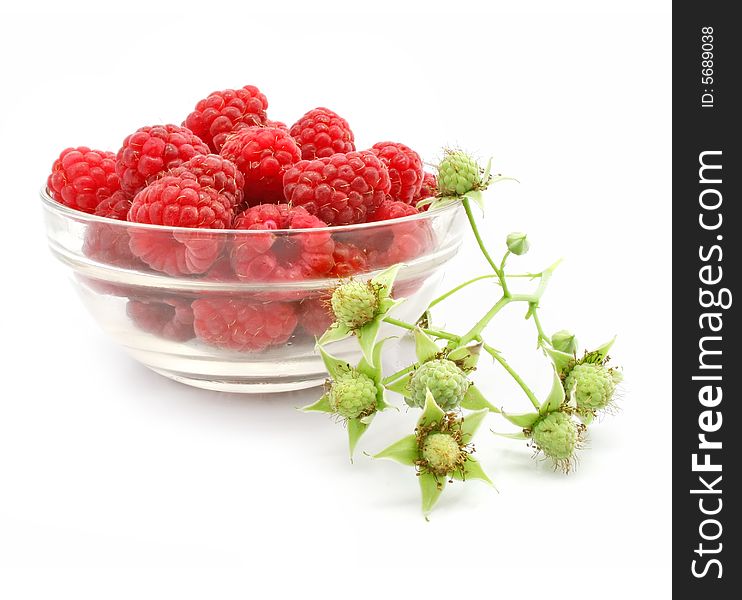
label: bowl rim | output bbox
[40,187,460,234]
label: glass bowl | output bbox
[41,190,466,392]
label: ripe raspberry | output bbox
[330,242,368,277]
[165,154,244,209]
[220,127,301,205]
[116,124,209,196]
[362,200,433,268]
[283,151,391,225]
[408,359,470,410]
[297,297,334,337]
[94,190,132,220]
[82,221,146,270]
[48,147,121,213]
[370,198,419,221]
[191,297,298,352]
[126,296,195,342]
[184,85,269,152]
[231,204,334,282]
[289,107,355,160]
[265,119,288,131]
[127,173,232,275]
[370,142,423,205]
[414,172,438,203]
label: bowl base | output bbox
[147,366,326,394]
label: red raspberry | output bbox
[220,127,301,205]
[414,171,438,203]
[370,142,424,205]
[330,242,368,277]
[231,204,334,282]
[184,85,268,152]
[362,200,433,268]
[127,173,232,275]
[283,151,391,225]
[289,107,355,160]
[94,190,132,220]
[116,124,209,196]
[48,147,121,213]
[191,297,298,352]
[265,119,288,131]
[297,297,334,337]
[127,296,195,342]
[165,154,244,209]
[82,221,146,270]
[370,198,420,221]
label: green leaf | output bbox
[317,345,351,381]
[357,319,382,366]
[414,328,440,363]
[373,434,418,466]
[501,410,539,428]
[494,430,528,440]
[418,390,445,427]
[447,343,482,371]
[459,408,489,443]
[317,322,352,346]
[453,457,494,486]
[460,385,499,413]
[347,418,370,460]
[371,264,401,299]
[543,345,574,375]
[384,372,412,398]
[419,472,445,519]
[539,366,566,415]
[300,393,333,413]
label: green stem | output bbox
[462,198,510,296]
[482,343,541,410]
[530,306,551,346]
[458,296,511,346]
[427,274,499,309]
[382,364,416,385]
[382,316,459,343]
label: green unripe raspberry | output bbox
[437,151,484,196]
[328,371,378,419]
[408,359,470,410]
[421,432,463,476]
[330,280,380,329]
[532,411,579,462]
[564,363,616,411]
[552,330,578,354]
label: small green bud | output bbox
[531,411,580,464]
[506,232,530,255]
[408,359,470,410]
[330,280,380,330]
[552,330,578,354]
[437,150,487,196]
[328,371,378,419]
[564,363,617,412]
[421,432,464,476]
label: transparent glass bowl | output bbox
[41,190,466,392]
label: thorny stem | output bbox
[482,343,541,410]
[427,274,499,309]
[382,316,460,343]
[462,198,510,297]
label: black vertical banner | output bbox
[674,3,740,596]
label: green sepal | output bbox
[481,157,492,186]
[371,263,401,297]
[414,328,440,363]
[347,417,370,460]
[418,196,459,212]
[357,319,382,366]
[501,410,539,429]
[300,393,333,413]
[460,385,500,413]
[539,366,566,415]
[465,190,485,213]
[543,345,574,375]
[384,372,412,398]
[494,430,528,440]
[317,322,352,346]
[373,434,418,466]
[317,345,351,381]
[420,471,445,519]
[578,411,595,426]
[459,408,489,443]
[357,337,388,381]
[593,336,617,362]
[418,390,446,427]
[447,342,482,371]
[453,457,494,486]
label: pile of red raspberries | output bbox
[47,84,440,352]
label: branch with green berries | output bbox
[301,149,623,519]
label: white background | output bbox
[0,2,672,598]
